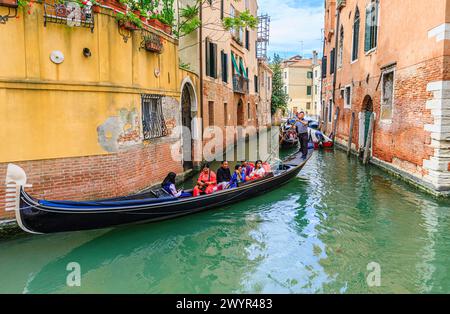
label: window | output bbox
[142,94,168,140]
[364,0,379,53]
[381,69,395,120]
[208,101,214,126]
[224,103,228,126]
[254,75,258,93]
[306,102,311,110]
[328,100,333,123]
[315,85,318,94]
[307,71,313,79]
[284,71,287,79]
[330,48,335,74]
[206,39,217,78]
[245,29,250,50]
[307,86,312,96]
[352,8,360,61]
[344,85,352,108]
[322,56,327,78]
[284,85,288,93]
[338,26,344,68]
[221,50,228,83]
[315,70,318,77]
[220,0,224,20]
[247,103,251,120]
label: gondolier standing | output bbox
[295,111,309,159]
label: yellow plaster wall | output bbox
[0,5,198,163]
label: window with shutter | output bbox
[205,38,211,77]
[364,1,378,53]
[330,49,335,74]
[352,8,360,61]
[322,56,327,78]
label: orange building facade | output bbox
[322,0,450,194]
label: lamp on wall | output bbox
[0,0,18,24]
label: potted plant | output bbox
[143,32,163,53]
[101,0,126,12]
[116,11,142,30]
[0,0,18,8]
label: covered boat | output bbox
[5,148,314,234]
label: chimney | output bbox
[312,50,318,65]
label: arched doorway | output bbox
[362,95,373,147]
[180,79,198,170]
[237,99,245,126]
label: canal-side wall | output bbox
[321,0,450,195]
[0,4,200,222]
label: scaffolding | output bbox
[257,14,270,61]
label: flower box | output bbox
[148,18,172,35]
[100,0,126,12]
[119,20,138,31]
[0,0,18,8]
[148,18,164,31]
[143,33,163,53]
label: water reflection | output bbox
[1,149,450,293]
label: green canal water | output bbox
[1,149,450,293]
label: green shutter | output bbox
[231,53,240,75]
[212,43,217,78]
[239,59,248,79]
[206,39,211,77]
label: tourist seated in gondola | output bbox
[229,164,246,188]
[241,160,255,177]
[247,160,266,181]
[193,163,217,197]
[216,161,231,191]
[161,172,192,198]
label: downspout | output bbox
[331,6,341,136]
[199,1,204,132]
[320,27,325,129]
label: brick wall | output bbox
[0,142,183,220]
[330,56,443,184]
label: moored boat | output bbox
[5,148,314,234]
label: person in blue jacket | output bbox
[229,164,246,188]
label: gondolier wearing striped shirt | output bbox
[295,111,309,159]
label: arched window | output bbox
[338,26,344,68]
[352,8,360,61]
[364,0,379,52]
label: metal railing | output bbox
[233,74,249,94]
[142,94,168,140]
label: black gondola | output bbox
[5,148,313,234]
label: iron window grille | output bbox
[141,94,168,140]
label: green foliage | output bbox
[270,54,289,115]
[179,61,191,71]
[223,10,258,31]
[158,0,175,26]
[115,11,143,29]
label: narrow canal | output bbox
[1,148,450,293]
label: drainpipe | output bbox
[331,6,341,136]
[320,27,325,129]
[199,1,204,132]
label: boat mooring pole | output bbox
[363,113,375,165]
[347,111,355,156]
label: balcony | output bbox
[233,74,249,94]
[337,0,346,9]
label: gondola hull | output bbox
[15,149,313,234]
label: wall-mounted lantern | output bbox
[0,0,18,25]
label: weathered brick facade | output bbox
[0,142,183,220]
[322,0,450,194]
